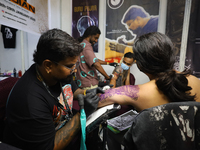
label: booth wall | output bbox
[0,0,150,84]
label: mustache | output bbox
[59,74,74,84]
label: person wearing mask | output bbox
[106,52,135,150]
[3,29,104,150]
[110,52,135,88]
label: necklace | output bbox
[35,65,73,120]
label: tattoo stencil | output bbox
[99,85,139,101]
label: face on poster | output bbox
[105,0,159,63]
[72,0,99,52]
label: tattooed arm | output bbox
[98,85,140,108]
[54,113,81,150]
[109,65,123,88]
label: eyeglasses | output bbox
[53,61,80,74]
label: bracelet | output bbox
[83,90,87,96]
[107,62,109,65]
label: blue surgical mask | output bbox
[121,62,129,70]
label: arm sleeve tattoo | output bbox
[99,85,139,101]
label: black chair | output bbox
[123,101,200,150]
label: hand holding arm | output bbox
[109,74,118,88]
[109,66,123,88]
[81,87,105,117]
[93,62,110,80]
[83,92,100,117]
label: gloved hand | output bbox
[117,37,127,45]
[84,92,100,117]
[86,87,105,95]
[109,62,118,67]
[83,87,105,117]
[109,43,126,53]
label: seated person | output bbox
[107,52,135,150]
[109,52,136,116]
[98,32,200,112]
[3,29,104,150]
[110,52,135,88]
[101,32,200,150]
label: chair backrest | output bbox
[0,77,19,141]
[130,73,135,85]
[123,101,200,150]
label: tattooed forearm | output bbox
[99,85,139,101]
[54,113,81,150]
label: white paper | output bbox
[86,104,115,127]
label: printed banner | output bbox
[72,0,99,52]
[166,0,185,71]
[185,0,200,77]
[166,0,200,78]
[0,0,49,35]
[105,0,159,63]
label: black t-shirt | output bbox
[3,64,78,150]
[1,25,18,48]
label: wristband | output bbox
[83,90,87,96]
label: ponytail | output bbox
[156,70,196,102]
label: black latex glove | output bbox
[86,87,105,95]
[107,84,114,88]
[84,92,100,117]
[109,62,118,67]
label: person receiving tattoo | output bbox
[98,32,200,112]
[110,52,135,88]
[3,29,104,150]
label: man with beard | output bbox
[3,29,104,150]
[76,26,116,90]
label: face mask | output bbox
[121,62,129,70]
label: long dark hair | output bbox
[77,26,101,43]
[133,32,196,102]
